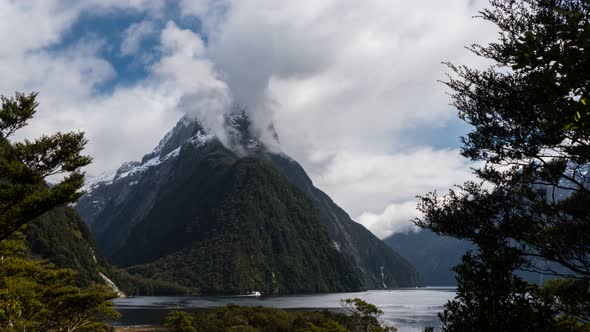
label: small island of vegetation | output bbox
[161,298,396,332]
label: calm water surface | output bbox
[114,287,456,332]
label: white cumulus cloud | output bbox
[121,20,157,56]
[0,0,499,239]
[183,0,496,237]
[358,201,421,239]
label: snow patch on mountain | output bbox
[247,138,259,150]
[82,170,117,192]
[113,146,183,180]
[152,115,194,156]
[229,111,248,127]
[189,130,212,147]
[82,144,185,194]
[81,111,250,194]
[154,130,174,155]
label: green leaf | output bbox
[574,111,581,122]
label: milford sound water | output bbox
[114,287,456,332]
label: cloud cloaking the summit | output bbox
[180,0,495,237]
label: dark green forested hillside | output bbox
[123,157,362,294]
[25,206,110,287]
[25,205,192,295]
[268,154,422,289]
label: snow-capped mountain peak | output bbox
[81,110,269,201]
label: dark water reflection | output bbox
[114,287,456,332]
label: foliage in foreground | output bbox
[0,92,119,330]
[0,233,119,331]
[164,298,395,332]
[0,92,91,241]
[415,0,590,330]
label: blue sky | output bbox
[0,0,497,238]
[46,4,204,93]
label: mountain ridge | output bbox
[76,112,421,293]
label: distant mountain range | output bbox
[384,229,573,286]
[385,229,473,286]
[75,112,421,294]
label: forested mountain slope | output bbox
[26,206,112,287]
[77,113,421,293]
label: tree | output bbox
[165,310,197,332]
[162,301,395,332]
[0,92,118,330]
[340,298,396,332]
[414,0,590,328]
[0,232,120,331]
[0,92,91,241]
[437,247,557,331]
[539,278,590,326]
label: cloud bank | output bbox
[0,0,497,238]
[181,0,495,237]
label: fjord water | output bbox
[114,288,456,332]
